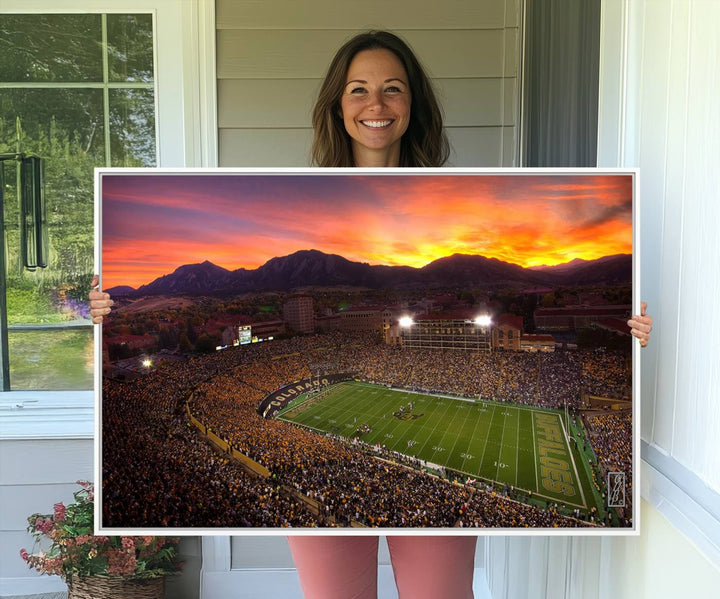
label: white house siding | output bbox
[0,439,93,595]
[216,0,521,167]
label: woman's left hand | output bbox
[627,301,653,348]
[89,274,113,324]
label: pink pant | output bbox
[287,536,476,599]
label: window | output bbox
[0,13,156,390]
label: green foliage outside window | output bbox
[0,13,156,389]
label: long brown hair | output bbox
[311,31,449,167]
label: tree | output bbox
[178,332,192,353]
[0,13,156,324]
[158,326,178,350]
[541,293,555,308]
[195,333,220,353]
[185,322,198,344]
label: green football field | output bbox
[279,381,599,512]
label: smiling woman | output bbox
[340,48,412,167]
[311,31,449,168]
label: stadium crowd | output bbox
[103,352,319,527]
[103,332,630,528]
[330,340,628,409]
[584,411,633,524]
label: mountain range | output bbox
[106,250,632,296]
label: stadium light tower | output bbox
[399,316,414,328]
[474,314,492,328]
[471,314,493,353]
[399,316,415,350]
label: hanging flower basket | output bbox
[68,575,164,599]
[20,481,182,596]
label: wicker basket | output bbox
[67,575,164,599]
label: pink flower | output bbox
[43,557,64,576]
[53,502,66,522]
[34,518,54,534]
[121,537,135,550]
[19,548,29,562]
[107,548,137,576]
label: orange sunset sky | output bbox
[101,172,633,290]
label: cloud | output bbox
[101,172,633,288]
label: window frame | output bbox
[1,10,158,391]
[0,0,217,440]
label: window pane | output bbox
[9,329,94,390]
[0,12,156,390]
[109,89,157,166]
[1,88,103,281]
[2,91,99,390]
[107,14,154,83]
[0,89,106,167]
[0,14,103,82]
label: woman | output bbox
[90,31,653,599]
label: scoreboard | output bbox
[238,325,252,345]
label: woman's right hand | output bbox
[89,274,113,324]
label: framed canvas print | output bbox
[96,168,638,534]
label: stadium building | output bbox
[338,307,384,333]
[533,305,631,331]
[520,334,556,352]
[220,320,286,348]
[398,312,493,352]
[492,313,523,350]
[315,313,341,332]
[282,294,314,333]
[396,311,554,353]
[316,306,404,342]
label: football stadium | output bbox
[102,331,632,529]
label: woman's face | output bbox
[340,49,411,166]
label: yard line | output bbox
[418,397,455,463]
[372,391,411,448]
[515,406,520,487]
[494,406,509,481]
[461,403,485,473]
[558,412,587,508]
[478,405,497,476]
[442,402,471,469]
[365,392,401,439]
[531,411,539,495]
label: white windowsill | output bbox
[0,391,94,440]
[0,576,66,599]
[641,443,720,568]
